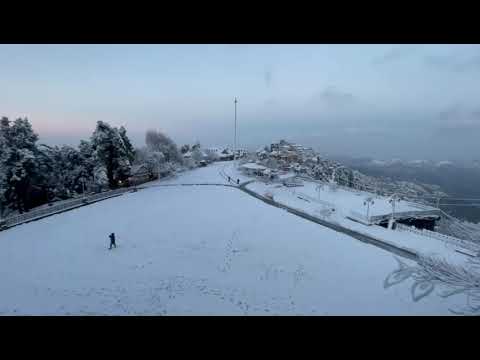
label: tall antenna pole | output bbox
[234,97,237,164]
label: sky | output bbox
[1,44,480,161]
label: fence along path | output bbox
[1,188,131,230]
[396,223,480,254]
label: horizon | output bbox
[2,44,480,161]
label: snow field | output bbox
[0,163,466,314]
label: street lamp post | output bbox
[364,197,374,222]
[316,184,323,201]
[234,97,237,166]
[388,193,400,229]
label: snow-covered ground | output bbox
[245,180,471,265]
[151,161,250,186]
[290,181,434,217]
[0,162,468,315]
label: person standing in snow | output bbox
[237,179,240,185]
[109,232,116,250]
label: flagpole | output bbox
[234,97,237,165]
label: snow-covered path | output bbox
[148,162,250,187]
[0,163,467,315]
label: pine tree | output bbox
[91,121,132,189]
[1,117,40,213]
[119,126,135,163]
[36,144,61,200]
[79,140,95,183]
[0,120,10,216]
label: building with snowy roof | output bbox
[240,162,268,176]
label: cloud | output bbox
[263,98,277,107]
[434,105,480,133]
[308,86,356,109]
[372,45,418,65]
[343,127,388,136]
[425,53,480,72]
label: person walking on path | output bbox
[228,176,231,182]
[237,179,240,185]
[109,232,116,250]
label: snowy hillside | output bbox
[253,141,480,241]
[0,162,470,315]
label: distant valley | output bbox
[332,156,480,223]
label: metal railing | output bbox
[396,223,480,253]
[1,187,130,230]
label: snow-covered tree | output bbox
[180,144,190,154]
[145,129,182,164]
[93,165,109,189]
[191,141,201,151]
[0,117,41,213]
[4,117,38,151]
[191,147,204,162]
[91,121,132,189]
[0,117,138,212]
[0,120,10,216]
[147,151,167,176]
[36,144,64,200]
[119,126,135,163]
[36,144,92,198]
[133,147,148,164]
[5,148,37,212]
[78,140,95,186]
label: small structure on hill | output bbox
[240,162,267,177]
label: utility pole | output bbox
[388,193,400,229]
[234,97,238,166]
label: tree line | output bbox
[0,117,187,217]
